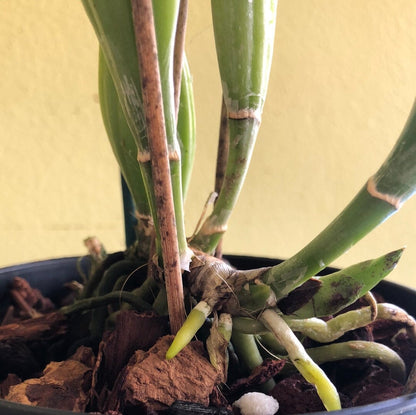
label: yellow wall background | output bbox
[2,1,416,288]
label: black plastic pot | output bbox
[0,255,415,415]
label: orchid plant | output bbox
[71,0,416,411]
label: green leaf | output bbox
[291,248,404,318]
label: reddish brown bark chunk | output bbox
[0,374,21,399]
[229,359,286,399]
[271,374,327,414]
[121,335,220,411]
[5,346,94,412]
[91,311,169,412]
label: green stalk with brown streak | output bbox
[99,48,195,253]
[98,48,149,217]
[81,0,144,143]
[263,99,416,301]
[142,1,189,266]
[191,0,278,253]
[99,47,195,205]
[131,0,187,332]
[99,49,153,256]
[82,0,190,266]
[82,0,161,254]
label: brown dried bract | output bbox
[206,318,230,383]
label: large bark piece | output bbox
[120,335,220,411]
[92,310,169,412]
[0,312,67,342]
[5,346,95,412]
[101,311,169,387]
[0,312,68,380]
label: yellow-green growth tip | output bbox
[166,300,212,360]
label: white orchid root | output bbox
[260,309,341,411]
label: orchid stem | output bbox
[131,0,185,333]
